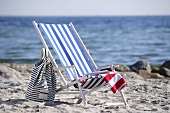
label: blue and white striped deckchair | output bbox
[33,21,127,105]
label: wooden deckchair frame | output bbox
[32,21,127,106]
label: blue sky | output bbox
[0,0,170,16]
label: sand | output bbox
[0,63,170,113]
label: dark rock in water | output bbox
[151,60,170,78]
[138,70,164,79]
[129,60,151,72]
[160,60,170,69]
[99,64,131,72]
[119,72,144,80]
[158,68,170,78]
[114,65,131,72]
[151,68,160,73]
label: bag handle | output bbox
[39,48,49,61]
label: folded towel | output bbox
[101,72,126,93]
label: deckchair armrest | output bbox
[84,70,109,76]
[98,64,119,71]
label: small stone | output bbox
[151,100,160,104]
[143,107,151,111]
[23,105,30,108]
[103,90,108,93]
[162,106,169,110]
[35,109,39,112]
[152,108,157,111]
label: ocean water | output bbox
[0,16,170,67]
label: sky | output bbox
[0,0,170,16]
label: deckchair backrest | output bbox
[38,23,95,81]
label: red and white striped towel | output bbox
[101,72,126,93]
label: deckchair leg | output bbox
[72,66,87,105]
[77,83,87,105]
[120,90,127,105]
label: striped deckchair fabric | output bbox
[33,21,127,105]
[38,23,106,89]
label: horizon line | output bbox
[0,14,170,17]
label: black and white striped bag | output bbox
[25,48,56,102]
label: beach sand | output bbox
[0,63,169,113]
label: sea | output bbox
[0,16,170,67]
